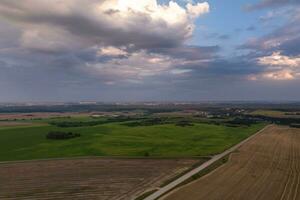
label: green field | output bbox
[0,116,265,161]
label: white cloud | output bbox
[186,2,210,18]
[102,0,209,23]
[248,70,296,81]
[0,0,209,52]
[98,46,127,57]
[170,68,192,74]
[258,52,300,67]
[0,0,209,84]
[100,0,188,25]
[262,70,295,80]
[20,26,87,52]
[250,52,300,81]
[86,50,184,82]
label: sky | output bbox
[0,0,300,102]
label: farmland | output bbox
[0,158,199,200]
[0,114,264,161]
[162,125,300,200]
[249,109,300,118]
[0,104,282,200]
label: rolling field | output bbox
[0,112,267,199]
[162,125,300,200]
[250,109,300,118]
[0,158,199,200]
[0,116,264,161]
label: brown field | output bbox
[0,111,140,121]
[0,121,42,127]
[0,112,85,120]
[0,158,198,200]
[163,125,300,200]
[249,110,300,118]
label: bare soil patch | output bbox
[163,125,300,200]
[0,121,40,127]
[0,112,88,120]
[0,158,198,200]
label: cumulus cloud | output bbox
[241,17,300,55]
[0,0,209,52]
[249,52,300,81]
[97,46,128,57]
[249,70,296,81]
[186,2,209,18]
[0,0,213,85]
[240,4,300,82]
[85,50,183,83]
[262,70,295,80]
[258,52,300,67]
[240,7,300,56]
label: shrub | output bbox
[46,131,80,140]
[290,124,300,128]
[144,152,150,157]
[49,121,106,127]
[124,118,167,127]
[226,117,257,126]
[176,120,193,127]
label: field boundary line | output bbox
[142,124,272,200]
[0,156,205,165]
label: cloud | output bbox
[248,52,300,81]
[262,70,295,80]
[204,33,231,41]
[249,70,296,81]
[240,7,300,56]
[257,52,300,67]
[245,0,300,11]
[0,0,209,52]
[218,34,230,40]
[152,45,220,60]
[186,2,209,18]
[85,50,182,82]
[0,0,214,86]
[246,26,256,31]
[98,46,128,57]
[238,6,300,81]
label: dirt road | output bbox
[162,125,300,200]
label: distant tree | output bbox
[176,120,193,127]
[46,131,80,140]
[290,124,300,128]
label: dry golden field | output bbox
[163,125,300,200]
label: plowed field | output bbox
[0,158,198,200]
[163,125,300,200]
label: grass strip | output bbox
[159,157,211,188]
[135,189,158,200]
[154,153,232,200]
